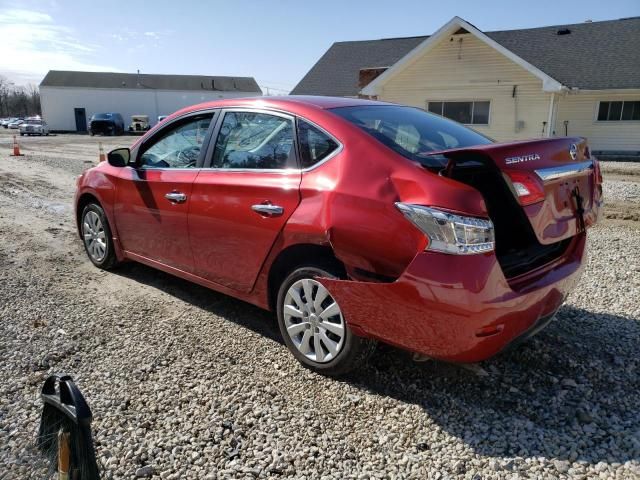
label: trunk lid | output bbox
[435,137,602,245]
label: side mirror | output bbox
[107,148,130,167]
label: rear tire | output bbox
[80,203,118,270]
[276,264,376,376]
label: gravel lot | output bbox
[0,130,639,479]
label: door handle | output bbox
[251,203,284,217]
[165,192,187,203]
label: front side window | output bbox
[331,105,491,168]
[212,112,295,169]
[597,101,640,121]
[139,114,212,168]
[427,101,490,125]
[297,120,339,168]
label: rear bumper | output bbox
[320,234,586,363]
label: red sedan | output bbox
[75,96,602,375]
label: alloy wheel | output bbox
[82,210,107,262]
[283,278,345,363]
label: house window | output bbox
[597,101,640,121]
[427,101,490,125]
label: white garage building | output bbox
[40,70,262,132]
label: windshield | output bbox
[331,105,492,168]
[25,120,42,125]
[92,113,113,120]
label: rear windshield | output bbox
[330,105,492,168]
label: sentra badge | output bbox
[505,153,541,165]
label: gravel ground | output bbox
[602,180,640,204]
[1,131,639,479]
[600,161,640,175]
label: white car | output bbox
[19,119,49,136]
[2,117,20,128]
[8,119,24,129]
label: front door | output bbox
[114,112,215,272]
[189,110,301,292]
[74,108,87,132]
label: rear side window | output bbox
[297,120,339,168]
[212,111,295,169]
[331,105,491,168]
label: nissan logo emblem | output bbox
[569,143,578,160]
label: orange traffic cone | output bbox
[98,142,106,163]
[10,135,23,156]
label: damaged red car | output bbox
[75,96,602,375]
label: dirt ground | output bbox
[0,128,639,479]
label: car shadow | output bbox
[112,261,283,345]
[347,305,640,465]
[109,262,639,465]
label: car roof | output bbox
[170,95,394,118]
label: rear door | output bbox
[114,112,215,271]
[188,109,301,292]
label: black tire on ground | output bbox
[80,203,119,270]
[20,133,24,136]
[276,263,376,376]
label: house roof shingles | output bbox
[291,17,640,96]
[40,71,262,93]
[291,36,427,97]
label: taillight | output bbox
[395,203,495,255]
[505,171,545,206]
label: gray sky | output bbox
[0,0,638,93]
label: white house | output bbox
[40,71,262,131]
[292,16,640,159]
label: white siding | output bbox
[379,33,554,142]
[40,86,260,131]
[554,91,640,152]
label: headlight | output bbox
[395,203,495,255]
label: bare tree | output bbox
[0,76,12,117]
[27,84,40,115]
[0,76,41,117]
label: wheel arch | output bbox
[267,243,345,312]
[75,190,126,262]
[76,192,102,236]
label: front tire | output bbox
[80,203,118,270]
[276,265,376,376]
